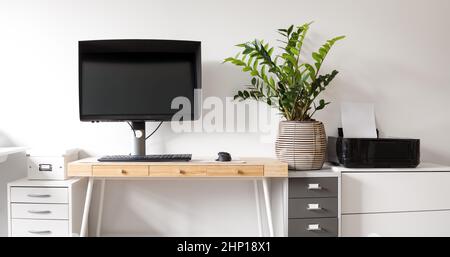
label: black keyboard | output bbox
[98,154,192,162]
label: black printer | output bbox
[327,128,420,168]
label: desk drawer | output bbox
[289,198,338,219]
[92,165,149,177]
[289,177,338,198]
[10,187,68,204]
[11,219,69,237]
[207,166,263,177]
[150,166,207,177]
[11,203,68,220]
[289,218,338,237]
[342,172,450,214]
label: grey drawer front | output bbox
[289,177,338,198]
[289,198,338,218]
[288,218,338,237]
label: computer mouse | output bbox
[216,152,232,162]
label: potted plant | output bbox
[224,22,345,170]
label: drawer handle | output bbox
[307,224,322,231]
[27,194,51,198]
[28,210,51,214]
[306,203,322,211]
[121,169,127,174]
[307,183,322,190]
[178,169,186,174]
[28,230,52,234]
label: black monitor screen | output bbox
[79,40,201,121]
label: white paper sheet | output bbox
[341,102,377,138]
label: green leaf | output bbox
[247,56,254,66]
[253,58,258,70]
[287,25,294,35]
[312,52,322,62]
[260,66,266,77]
[251,77,257,86]
[242,47,252,55]
[290,47,299,55]
[223,57,233,63]
[269,77,275,87]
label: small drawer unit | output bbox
[27,149,79,180]
[288,175,339,237]
[7,178,87,237]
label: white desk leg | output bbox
[262,178,274,237]
[253,179,263,237]
[80,177,94,237]
[96,178,106,237]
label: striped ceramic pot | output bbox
[275,121,326,170]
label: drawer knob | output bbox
[307,183,322,190]
[28,210,51,214]
[306,203,322,211]
[27,194,51,198]
[121,169,127,174]
[28,230,52,235]
[307,224,322,231]
[179,169,186,174]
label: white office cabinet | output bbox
[7,178,87,237]
[341,169,450,237]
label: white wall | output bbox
[1,0,449,236]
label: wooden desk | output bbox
[68,158,288,237]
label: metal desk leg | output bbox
[80,177,94,237]
[96,178,106,237]
[262,178,274,237]
[253,179,263,237]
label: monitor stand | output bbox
[131,121,146,156]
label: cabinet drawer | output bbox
[342,172,450,214]
[11,219,69,237]
[10,187,68,204]
[289,198,338,219]
[92,165,149,177]
[150,166,206,177]
[342,210,450,237]
[289,177,338,198]
[11,203,69,220]
[289,218,338,237]
[207,166,263,177]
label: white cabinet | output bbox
[341,169,450,237]
[7,178,86,237]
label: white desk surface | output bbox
[0,147,27,163]
[8,177,82,187]
[331,162,450,172]
[0,147,27,157]
[288,162,450,177]
[289,164,339,178]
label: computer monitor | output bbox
[79,39,201,155]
